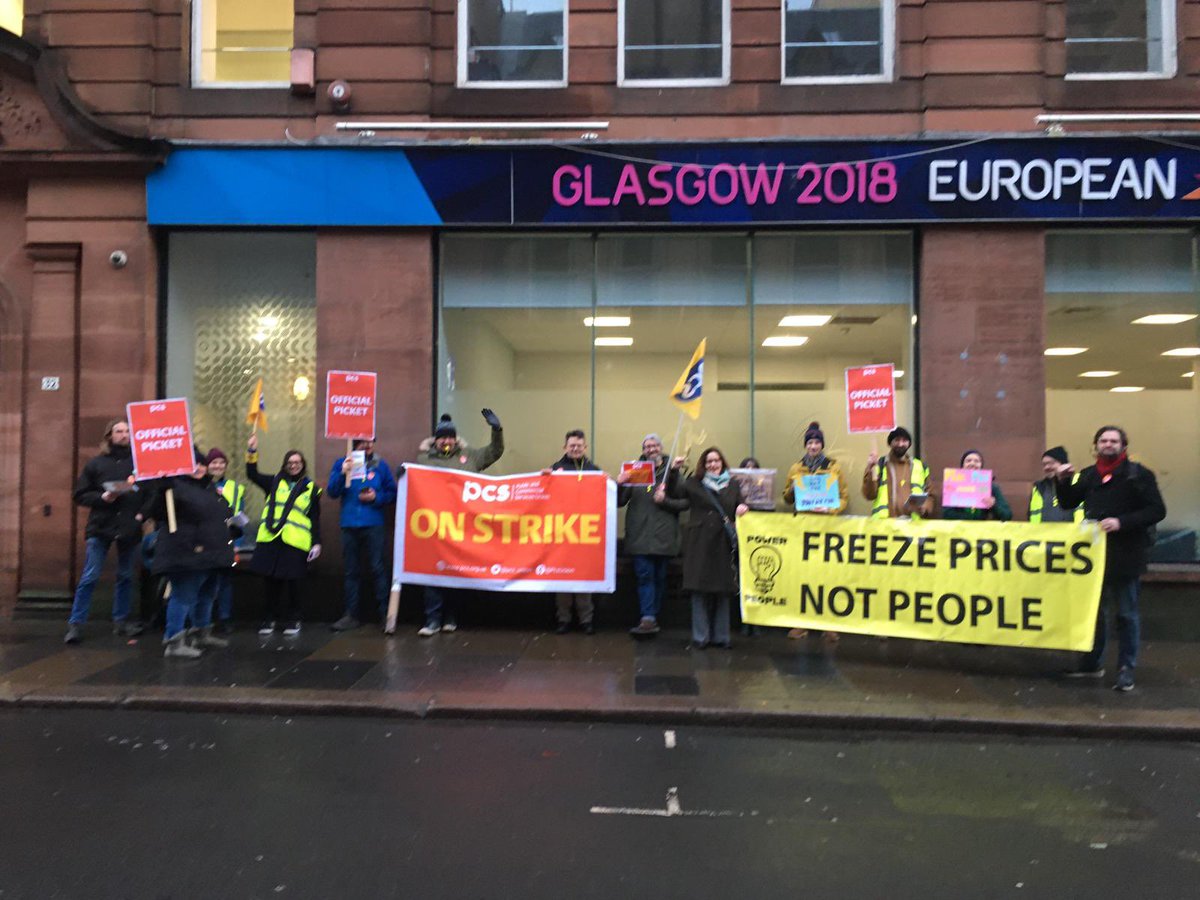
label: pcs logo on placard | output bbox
[462,481,511,503]
[749,546,783,594]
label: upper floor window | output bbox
[782,0,893,83]
[192,0,293,88]
[1066,0,1176,79]
[619,0,729,86]
[458,0,567,87]
[0,1,21,35]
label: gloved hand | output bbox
[395,463,406,478]
[481,408,501,429]
[307,544,322,563]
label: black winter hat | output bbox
[887,426,913,445]
[1043,445,1069,465]
[803,421,825,446]
[434,414,457,438]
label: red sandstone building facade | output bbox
[3,1,1199,617]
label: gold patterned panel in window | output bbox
[195,0,293,86]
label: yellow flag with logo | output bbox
[245,378,268,432]
[669,338,705,420]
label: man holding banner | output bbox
[548,429,602,634]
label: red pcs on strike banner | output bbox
[126,398,196,480]
[845,364,896,434]
[325,370,377,440]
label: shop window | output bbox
[458,0,567,87]
[438,231,913,517]
[166,232,316,529]
[1045,230,1199,562]
[619,0,729,86]
[782,0,893,83]
[0,1,21,35]
[192,0,293,87]
[1065,0,1176,79]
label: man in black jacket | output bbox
[547,429,602,634]
[65,418,146,644]
[1057,425,1166,692]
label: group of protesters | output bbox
[63,408,1166,692]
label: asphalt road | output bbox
[1,709,1198,899]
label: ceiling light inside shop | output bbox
[594,337,633,347]
[778,315,832,327]
[584,316,631,327]
[1132,314,1198,325]
[292,376,311,401]
[1184,372,1195,378]
[1044,347,1088,356]
[1109,386,1145,393]
[1162,347,1200,357]
[252,330,267,343]
[259,315,279,329]
[762,336,809,348]
[1079,370,1119,378]
[893,370,905,378]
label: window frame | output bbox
[1064,0,1177,81]
[190,0,293,90]
[779,0,895,86]
[617,0,731,88]
[456,0,569,90]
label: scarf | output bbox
[1095,451,1127,481]
[802,454,828,472]
[703,470,731,492]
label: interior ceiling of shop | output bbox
[459,304,909,367]
[1046,291,1199,390]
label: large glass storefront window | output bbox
[166,232,317,527]
[439,231,913,515]
[1045,230,1200,562]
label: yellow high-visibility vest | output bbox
[219,479,245,514]
[256,479,316,552]
[870,458,929,520]
[1029,474,1084,523]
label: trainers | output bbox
[163,634,203,659]
[417,624,439,637]
[113,620,145,637]
[282,622,302,637]
[555,622,571,635]
[192,626,229,650]
[258,621,277,636]
[1063,667,1105,679]
[1114,668,1135,692]
[441,622,458,633]
[64,624,83,644]
[629,617,660,636]
[331,615,360,632]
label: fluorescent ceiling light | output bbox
[1109,386,1144,393]
[1184,372,1195,378]
[778,314,832,327]
[762,336,809,348]
[1161,347,1200,357]
[259,315,279,329]
[1079,370,1119,378]
[1132,314,1197,325]
[1044,347,1088,356]
[584,316,631,327]
[893,370,905,378]
[594,337,633,347]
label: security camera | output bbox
[109,250,128,269]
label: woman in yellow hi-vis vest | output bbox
[246,434,321,637]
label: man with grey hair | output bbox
[617,433,686,637]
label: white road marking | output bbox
[664,730,676,749]
[590,787,756,819]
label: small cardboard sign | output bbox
[793,474,841,512]
[621,461,655,485]
[942,467,993,509]
[845,364,896,434]
[730,468,776,511]
[127,398,195,480]
[325,370,377,440]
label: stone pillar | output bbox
[918,226,1046,517]
[22,243,82,595]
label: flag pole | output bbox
[661,409,686,488]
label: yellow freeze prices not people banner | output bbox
[738,515,1107,652]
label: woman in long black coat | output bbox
[670,447,749,649]
[245,435,322,637]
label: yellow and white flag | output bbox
[669,338,705,421]
[245,378,268,432]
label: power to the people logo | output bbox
[749,545,783,594]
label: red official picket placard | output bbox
[845,364,896,434]
[126,398,196,480]
[325,370,377,440]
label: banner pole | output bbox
[165,488,177,534]
[344,438,353,489]
[384,583,400,635]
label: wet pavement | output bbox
[2,708,1199,899]
[3,587,1200,737]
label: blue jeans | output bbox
[691,592,731,646]
[164,570,218,641]
[632,555,669,621]
[69,536,136,625]
[341,526,389,618]
[422,586,459,629]
[1082,577,1141,672]
[214,572,234,622]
